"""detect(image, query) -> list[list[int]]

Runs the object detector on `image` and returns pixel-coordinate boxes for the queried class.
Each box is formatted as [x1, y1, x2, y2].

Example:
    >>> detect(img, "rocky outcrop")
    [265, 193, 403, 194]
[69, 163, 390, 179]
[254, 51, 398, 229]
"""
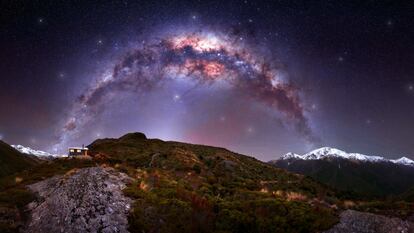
[23, 167, 133, 233]
[325, 210, 414, 233]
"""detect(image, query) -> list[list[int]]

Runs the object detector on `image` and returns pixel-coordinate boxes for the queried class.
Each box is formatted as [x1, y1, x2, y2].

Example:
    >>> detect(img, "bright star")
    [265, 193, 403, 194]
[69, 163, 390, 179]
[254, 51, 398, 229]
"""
[58, 72, 65, 80]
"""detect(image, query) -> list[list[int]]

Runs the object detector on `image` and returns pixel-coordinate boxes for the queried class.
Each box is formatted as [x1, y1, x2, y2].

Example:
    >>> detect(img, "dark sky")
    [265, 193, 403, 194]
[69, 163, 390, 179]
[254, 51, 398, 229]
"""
[1, 0, 413, 161]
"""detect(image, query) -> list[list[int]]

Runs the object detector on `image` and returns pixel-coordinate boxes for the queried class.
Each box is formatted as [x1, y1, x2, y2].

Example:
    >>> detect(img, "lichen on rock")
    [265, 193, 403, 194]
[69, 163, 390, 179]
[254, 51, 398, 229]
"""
[23, 167, 133, 233]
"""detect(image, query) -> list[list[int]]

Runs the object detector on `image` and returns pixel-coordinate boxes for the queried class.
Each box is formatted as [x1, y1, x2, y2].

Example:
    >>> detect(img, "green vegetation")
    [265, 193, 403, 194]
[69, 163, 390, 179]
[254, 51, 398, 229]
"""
[126, 185, 337, 233]
[89, 133, 339, 233]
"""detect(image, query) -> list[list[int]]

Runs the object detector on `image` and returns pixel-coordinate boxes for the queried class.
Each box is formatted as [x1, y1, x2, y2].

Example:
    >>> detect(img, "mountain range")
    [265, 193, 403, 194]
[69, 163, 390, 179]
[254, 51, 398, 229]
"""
[11, 145, 63, 158]
[278, 147, 414, 166]
[270, 147, 414, 198]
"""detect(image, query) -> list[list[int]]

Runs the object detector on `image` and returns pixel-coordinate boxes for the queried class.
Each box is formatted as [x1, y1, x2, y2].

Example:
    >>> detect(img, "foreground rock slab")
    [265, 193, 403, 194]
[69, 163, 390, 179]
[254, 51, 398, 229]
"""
[325, 209, 414, 233]
[24, 167, 133, 233]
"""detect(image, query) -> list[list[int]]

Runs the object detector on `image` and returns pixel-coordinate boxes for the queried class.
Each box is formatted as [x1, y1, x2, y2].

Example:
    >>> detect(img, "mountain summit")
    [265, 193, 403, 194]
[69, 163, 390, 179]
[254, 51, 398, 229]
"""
[279, 147, 414, 166]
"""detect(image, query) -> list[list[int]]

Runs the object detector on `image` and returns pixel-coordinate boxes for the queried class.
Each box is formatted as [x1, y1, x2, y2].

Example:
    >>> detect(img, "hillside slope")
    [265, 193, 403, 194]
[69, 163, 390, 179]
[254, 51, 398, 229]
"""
[88, 132, 339, 233]
[0, 140, 39, 177]
[271, 156, 414, 198]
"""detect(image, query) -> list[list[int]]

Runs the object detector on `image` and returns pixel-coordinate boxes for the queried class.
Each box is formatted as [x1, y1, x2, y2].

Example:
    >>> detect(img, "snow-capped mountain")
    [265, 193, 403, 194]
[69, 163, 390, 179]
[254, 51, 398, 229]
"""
[280, 147, 414, 166]
[390, 157, 414, 166]
[271, 147, 414, 197]
[11, 145, 64, 158]
[281, 152, 302, 160]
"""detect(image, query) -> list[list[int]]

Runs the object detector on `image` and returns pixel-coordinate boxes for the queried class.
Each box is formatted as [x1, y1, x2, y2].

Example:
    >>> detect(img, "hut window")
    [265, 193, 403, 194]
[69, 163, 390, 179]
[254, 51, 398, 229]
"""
[70, 149, 74, 152]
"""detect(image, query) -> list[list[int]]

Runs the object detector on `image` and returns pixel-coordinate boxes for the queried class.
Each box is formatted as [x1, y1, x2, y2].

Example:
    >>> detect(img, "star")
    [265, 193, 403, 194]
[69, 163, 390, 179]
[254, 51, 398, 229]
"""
[408, 84, 413, 91]
[386, 19, 393, 26]
[97, 39, 103, 45]
[113, 42, 120, 50]
[173, 94, 181, 101]
[338, 56, 344, 62]
[58, 72, 65, 80]
[38, 18, 44, 23]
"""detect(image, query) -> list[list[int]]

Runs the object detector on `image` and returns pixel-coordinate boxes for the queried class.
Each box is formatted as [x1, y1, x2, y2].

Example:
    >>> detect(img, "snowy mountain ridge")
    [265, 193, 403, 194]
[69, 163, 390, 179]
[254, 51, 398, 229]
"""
[11, 145, 65, 158]
[281, 147, 414, 166]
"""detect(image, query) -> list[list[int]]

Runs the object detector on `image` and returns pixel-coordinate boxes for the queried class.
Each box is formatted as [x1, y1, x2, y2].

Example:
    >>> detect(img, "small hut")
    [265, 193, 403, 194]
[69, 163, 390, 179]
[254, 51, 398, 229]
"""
[68, 145, 89, 156]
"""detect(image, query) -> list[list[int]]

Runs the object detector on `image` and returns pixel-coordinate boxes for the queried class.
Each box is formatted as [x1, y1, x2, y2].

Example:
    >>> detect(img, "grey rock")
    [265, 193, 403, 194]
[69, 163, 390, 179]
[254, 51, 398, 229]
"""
[325, 210, 414, 233]
[23, 167, 133, 233]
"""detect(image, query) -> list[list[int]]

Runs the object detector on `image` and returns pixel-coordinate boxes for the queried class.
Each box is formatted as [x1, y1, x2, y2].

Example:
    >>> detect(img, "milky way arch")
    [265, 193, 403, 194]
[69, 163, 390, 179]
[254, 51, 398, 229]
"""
[56, 28, 317, 150]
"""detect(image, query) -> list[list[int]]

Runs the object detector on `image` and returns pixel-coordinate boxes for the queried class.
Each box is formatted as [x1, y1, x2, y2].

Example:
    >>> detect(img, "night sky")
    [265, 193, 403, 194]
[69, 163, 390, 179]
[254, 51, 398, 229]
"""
[1, 0, 413, 161]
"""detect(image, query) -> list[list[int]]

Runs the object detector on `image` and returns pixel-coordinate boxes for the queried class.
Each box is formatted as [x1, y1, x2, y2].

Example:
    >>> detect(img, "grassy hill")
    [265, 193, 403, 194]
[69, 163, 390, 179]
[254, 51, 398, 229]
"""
[0, 140, 38, 177]
[88, 132, 339, 233]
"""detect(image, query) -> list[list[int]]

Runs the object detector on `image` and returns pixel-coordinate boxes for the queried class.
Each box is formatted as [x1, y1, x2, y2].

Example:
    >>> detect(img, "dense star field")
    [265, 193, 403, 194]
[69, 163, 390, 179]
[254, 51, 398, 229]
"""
[0, 1, 413, 160]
